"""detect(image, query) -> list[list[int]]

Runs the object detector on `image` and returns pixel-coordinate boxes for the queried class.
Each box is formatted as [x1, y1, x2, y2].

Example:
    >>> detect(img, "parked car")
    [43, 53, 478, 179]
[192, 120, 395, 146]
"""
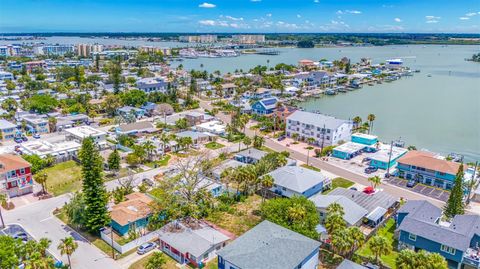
[364, 166, 378, 174]
[21, 136, 28, 142]
[14, 137, 23, 143]
[192, 144, 200, 149]
[33, 133, 40, 139]
[362, 157, 371, 163]
[142, 178, 155, 187]
[137, 242, 157, 255]
[277, 135, 286, 141]
[406, 180, 417, 188]
[12, 232, 28, 242]
[349, 187, 358, 191]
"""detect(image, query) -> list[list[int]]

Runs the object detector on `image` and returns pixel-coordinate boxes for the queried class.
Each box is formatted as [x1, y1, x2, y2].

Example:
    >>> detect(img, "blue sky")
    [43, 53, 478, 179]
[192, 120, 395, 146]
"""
[0, 0, 479, 33]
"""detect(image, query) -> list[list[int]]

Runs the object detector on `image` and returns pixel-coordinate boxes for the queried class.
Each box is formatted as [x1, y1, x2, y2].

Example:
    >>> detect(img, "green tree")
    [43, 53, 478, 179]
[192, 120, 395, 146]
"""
[0, 236, 23, 268]
[57, 237, 78, 269]
[35, 171, 48, 195]
[21, 95, 59, 113]
[120, 89, 147, 107]
[145, 252, 166, 269]
[325, 203, 346, 235]
[396, 249, 448, 269]
[0, 193, 6, 228]
[261, 196, 319, 239]
[79, 137, 110, 233]
[22, 154, 46, 174]
[175, 118, 188, 130]
[107, 149, 121, 174]
[65, 192, 87, 229]
[260, 174, 274, 202]
[305, 146, 314, 166]
[242, 136, 252, 149]
[367, 114, 376, 134]
[253, 135, 265, 149]
[369, 235, 392, 265]
[368, 175, 381, 189]
[444, 164, 465, 219]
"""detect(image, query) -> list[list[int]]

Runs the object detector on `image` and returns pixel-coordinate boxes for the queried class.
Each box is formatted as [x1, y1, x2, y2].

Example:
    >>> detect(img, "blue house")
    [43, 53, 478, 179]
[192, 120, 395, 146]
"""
[267, 166, 331, 198]
[218, 220, 320, 269]
[110, 193, 153, 236]
[117, 106, 146, 119]
[397, 200, 480, 269]
[251, 97, 278, 115]
[369, 145, 408, 170]
[397, 150, 465, 190]
[332, 142, 366, 160]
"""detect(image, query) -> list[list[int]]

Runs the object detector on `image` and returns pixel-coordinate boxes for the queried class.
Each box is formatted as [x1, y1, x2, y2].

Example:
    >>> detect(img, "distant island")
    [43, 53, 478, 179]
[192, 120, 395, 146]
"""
[467, 53, 480, 62]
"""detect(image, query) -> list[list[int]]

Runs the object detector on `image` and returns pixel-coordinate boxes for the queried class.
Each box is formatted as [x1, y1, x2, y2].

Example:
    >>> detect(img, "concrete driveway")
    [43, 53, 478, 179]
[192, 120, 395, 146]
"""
[386, 177, 450, 202]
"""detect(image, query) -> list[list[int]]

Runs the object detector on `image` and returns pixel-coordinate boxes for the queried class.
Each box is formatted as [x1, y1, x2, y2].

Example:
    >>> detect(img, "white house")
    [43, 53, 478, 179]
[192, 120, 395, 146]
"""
[267, 166, 331, 198]
[64, 126, 107, 148]
[136, 77, 167, 93]
[286, 110, 353, 146]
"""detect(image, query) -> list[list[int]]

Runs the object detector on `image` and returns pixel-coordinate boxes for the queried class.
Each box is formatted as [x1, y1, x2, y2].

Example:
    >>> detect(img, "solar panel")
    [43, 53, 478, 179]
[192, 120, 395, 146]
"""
[262, 98, 277, 106]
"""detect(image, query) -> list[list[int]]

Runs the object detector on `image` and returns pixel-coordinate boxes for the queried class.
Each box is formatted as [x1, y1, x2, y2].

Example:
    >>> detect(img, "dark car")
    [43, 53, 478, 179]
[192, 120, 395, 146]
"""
[406, 180, 417, 188]
[14, 137, 23, 143]
[364, 166, 378, 174]
[349, 187, 358, 191]
[12, 232, 29, 242]
[21, 136, 28, 142]
[142, 178, 155, 187]
[362, 157, 371, 163]
[277, 135, 286, 141]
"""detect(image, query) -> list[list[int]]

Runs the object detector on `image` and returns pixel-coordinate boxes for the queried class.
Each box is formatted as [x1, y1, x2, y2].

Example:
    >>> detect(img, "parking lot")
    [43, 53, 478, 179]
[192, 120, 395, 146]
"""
[386, 177, 450, 202]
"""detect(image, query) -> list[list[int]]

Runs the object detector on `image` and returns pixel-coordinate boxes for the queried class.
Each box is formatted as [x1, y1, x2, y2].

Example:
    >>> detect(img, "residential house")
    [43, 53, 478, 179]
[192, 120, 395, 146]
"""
[195, 121, 226, 136]
[267, 166, 331, 198]
[175, 130, 213, 145]
[185, 112, 206, 126]
[116, 121, 156, 136]
[221, 83, 237, 96]
[234, 148, 297, 166]
[211, 159, 247, 181]
[396, 200, 480, 269]
[309, 194, 369, 227]
[0, 119, 17, 141]
[337, 259, 369, 269]
[158, 220, 230, 267]
[369, 144, 408, 170]
[0, 154, 32, 198]
[218, 220, 320, 269]
[21, 114, 49, 134]
[20, 140, 81, 163]
[328, 187, 397, 227]
[243, 88, 272, 100]
[251, 97, 279, 115]
[286, 111, 353, 146]
[397, 151, 466, 190]
[54, 113, 90, 130]
[64, 126, 107, 148]
[274, 105, 297, 125]
[110, 193, 153, 236]
[117, 106, 146, 119]
[136, 77, 167, 94]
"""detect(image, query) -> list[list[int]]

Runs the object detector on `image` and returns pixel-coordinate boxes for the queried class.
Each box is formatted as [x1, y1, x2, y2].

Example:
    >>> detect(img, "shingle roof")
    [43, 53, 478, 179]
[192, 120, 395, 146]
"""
[110, 193, 153, 226]
[328, 188, 397, 213]
[397, 200, 480, 251]
[118, 121, 155, 133]
[398, 150, 463, 175]
[287, 110, 350, 130]
[309, 194, 368, 226]
[218, 220, 320, 269]
[267, 166, 328, 194]
[337, 259, 368, 269]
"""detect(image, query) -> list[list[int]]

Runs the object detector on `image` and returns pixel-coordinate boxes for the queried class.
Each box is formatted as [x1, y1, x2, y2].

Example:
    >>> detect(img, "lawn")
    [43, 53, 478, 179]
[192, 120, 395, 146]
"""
[323, 177, 354, 194]
[205, 141, 225, 150]
[356, 218, 398, 268]
[42, 161, 83, 196]
[300, 164, 321, 172]
[145, 154, 171, 168]
[206, 195, 263, 236]
[128, 251, 185, 269]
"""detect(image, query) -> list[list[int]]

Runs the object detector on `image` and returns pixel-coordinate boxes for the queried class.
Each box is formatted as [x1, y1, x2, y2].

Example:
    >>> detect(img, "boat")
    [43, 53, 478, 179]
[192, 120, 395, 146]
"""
[325, 88, 337, 95]
[336, 86, 347, 93]
[368, 82, 375, 86]
[427, 74, 432, 77]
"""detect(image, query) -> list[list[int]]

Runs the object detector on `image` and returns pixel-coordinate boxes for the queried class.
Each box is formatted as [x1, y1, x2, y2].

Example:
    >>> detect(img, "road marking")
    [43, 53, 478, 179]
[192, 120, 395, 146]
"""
[39, 216, 54, 222]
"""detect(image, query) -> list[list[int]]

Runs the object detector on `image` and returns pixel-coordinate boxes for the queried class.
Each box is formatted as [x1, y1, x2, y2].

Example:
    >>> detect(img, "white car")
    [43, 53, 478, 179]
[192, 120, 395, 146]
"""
[137, 242, 157, 255]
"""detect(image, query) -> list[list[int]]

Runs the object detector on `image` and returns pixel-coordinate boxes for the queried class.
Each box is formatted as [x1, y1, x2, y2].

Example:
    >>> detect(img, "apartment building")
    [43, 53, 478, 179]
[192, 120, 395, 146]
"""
[76, 44, 104, 57]
[0, 154, 32, 198]
[231, 34, 265, 44]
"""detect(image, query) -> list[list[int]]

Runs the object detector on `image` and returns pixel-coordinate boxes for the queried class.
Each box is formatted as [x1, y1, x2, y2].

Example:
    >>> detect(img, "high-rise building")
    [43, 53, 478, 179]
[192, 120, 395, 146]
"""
[76, 44, 104, 57]
[232, 34, 266, 44]
[139, 46, 171, 56]
[178, 35, 217, 43]
[34, 45, 74, 56]
[0, 45, 22, 57]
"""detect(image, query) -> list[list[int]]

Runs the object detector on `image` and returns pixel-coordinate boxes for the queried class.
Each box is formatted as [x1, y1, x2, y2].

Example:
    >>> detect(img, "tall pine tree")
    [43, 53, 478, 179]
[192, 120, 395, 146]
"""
[79, 137, 110, 233]
[444, 164, 465, 219]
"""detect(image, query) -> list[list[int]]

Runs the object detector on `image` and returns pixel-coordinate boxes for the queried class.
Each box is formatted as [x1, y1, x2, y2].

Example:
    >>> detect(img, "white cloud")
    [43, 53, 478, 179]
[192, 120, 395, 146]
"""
[460, 17, 470, 20]
[425, 15, 440, 23]
[250, 0, 261, 2]
[199, 2, 216, 8]
[337, 10, 361, 15]
[266, 13, 272, 17]
[225, 15, 243, 21]
[198, 18, 249, 28]
[465, 12, 477, 17]
[313, 0, 319, 3]
[198, 20, 216, 26]
[297, 14, 301, 18]
[394, 18, 402, 22]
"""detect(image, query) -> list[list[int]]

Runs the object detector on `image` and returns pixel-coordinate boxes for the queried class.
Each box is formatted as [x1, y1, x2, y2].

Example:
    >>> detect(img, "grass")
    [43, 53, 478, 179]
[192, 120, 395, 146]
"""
[206, 195, 263, 236]
[43, 161, 83, 196]
[301, 164, 321, 172]
[205, 141, 225, 150]
[55, 208, 119, 257]
[356, 218, 398, 269]
[323, 177, 354, 194]
[128, 251, 185, 269]
[259, 146, 275, 153]
[145, 154, 171, 168]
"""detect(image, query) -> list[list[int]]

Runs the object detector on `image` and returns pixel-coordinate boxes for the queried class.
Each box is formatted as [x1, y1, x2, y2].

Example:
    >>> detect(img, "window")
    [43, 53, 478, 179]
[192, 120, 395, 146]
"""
[20, 168, 25, 174]
[440, 245, 456, 255]
[408, 233, 416, 241]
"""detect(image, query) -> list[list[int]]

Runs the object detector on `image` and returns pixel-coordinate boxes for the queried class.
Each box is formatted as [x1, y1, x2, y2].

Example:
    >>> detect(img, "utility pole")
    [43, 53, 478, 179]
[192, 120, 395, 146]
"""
[320, 124, 326, 154]
[386, 140, 394, 178]
[110, 227, 115, 259]
[467, 161, 478, 204]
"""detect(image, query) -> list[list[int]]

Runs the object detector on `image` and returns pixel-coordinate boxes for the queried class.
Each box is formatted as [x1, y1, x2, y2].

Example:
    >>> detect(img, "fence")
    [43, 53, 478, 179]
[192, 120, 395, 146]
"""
[100, 227, 160, 254]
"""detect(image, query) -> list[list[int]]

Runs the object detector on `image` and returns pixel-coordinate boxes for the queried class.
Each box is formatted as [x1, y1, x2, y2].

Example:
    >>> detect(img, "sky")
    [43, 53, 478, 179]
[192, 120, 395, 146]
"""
[0, 0, 479, 33]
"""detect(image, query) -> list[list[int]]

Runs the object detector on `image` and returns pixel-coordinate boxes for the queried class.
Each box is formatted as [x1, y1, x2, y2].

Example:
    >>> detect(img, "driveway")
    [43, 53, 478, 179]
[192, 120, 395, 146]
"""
[386, 177, 450, 202]
[3, 194, 121, 269]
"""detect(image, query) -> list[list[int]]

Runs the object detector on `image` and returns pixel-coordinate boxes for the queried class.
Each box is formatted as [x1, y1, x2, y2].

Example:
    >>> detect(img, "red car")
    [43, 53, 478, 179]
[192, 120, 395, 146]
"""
[363, 186, 375, 194]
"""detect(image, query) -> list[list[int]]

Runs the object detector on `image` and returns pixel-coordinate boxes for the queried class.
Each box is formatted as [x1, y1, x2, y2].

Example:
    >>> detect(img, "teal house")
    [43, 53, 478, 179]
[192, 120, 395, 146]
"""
[110, 193, 153, 236]
[369, 145, 407, 170]
[251, 97, 278, 115]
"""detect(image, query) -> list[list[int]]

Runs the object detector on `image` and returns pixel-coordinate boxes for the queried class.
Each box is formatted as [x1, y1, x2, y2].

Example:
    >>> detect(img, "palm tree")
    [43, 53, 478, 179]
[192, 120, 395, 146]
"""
[326, 202, 344, 216]
[143, 140, 156, 161]
[426, 252, 448, 269]
[48, 117, 57, 132]
[396, 249, 417, 269]
[35, 171, 48, 195]
[145, 252, 166, 269]
[325, 212, 346, 236]
[352, 116, 362, 131]
[367, 114, 376, 134]
[369, 235, 391, 265]
[346, 226, 365, 258]
[368, 175, 381, 189]
[0, 193, 6, 228]
[287, 204, 306, 223]
[260, 175, 274, 202]
[220, 167, 235, 197]
[242, 136, 252, 150]
[331, 231, 351, 257]
[305, 146, 314, 166]
[292, 133, 299, 142]
[160, 133, 170, 154]
[58, 237, 78, 269]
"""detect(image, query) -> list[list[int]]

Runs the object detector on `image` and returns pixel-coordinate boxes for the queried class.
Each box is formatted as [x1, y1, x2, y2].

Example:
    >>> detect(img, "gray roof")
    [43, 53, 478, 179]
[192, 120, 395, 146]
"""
[0, 119, 16, 129]
[176, 130, 211, 140]
[328, 188, 397, 213]
[287, 110, 350, 130]
[268, 166, 329, 194]
[397, 200, 480, 252]
[337, 259, 368, 269]
[309, 194, 368, 226]
[212, 159, 247, 177]
[236, 148, 267, 161]
[218, 220, 320, 269]
[118, 121, 155, 133]
[158, 221, 230, 258]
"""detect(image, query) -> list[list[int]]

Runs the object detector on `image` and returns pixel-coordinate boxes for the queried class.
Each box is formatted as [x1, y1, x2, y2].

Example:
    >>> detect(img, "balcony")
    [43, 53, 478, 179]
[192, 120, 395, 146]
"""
[463, 248, 480, 268]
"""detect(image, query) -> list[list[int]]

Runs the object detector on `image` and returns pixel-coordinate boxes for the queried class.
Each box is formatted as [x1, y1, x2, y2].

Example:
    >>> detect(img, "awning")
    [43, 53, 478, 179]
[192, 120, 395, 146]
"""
[366, 207, 387, 223]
